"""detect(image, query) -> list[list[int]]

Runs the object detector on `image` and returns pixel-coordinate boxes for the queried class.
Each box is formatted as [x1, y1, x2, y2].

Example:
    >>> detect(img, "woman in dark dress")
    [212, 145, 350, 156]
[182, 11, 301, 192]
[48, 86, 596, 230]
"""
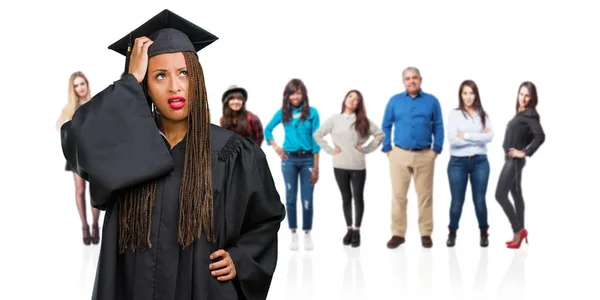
[495, 81, 545, 249]
[61, 9, 285, 300]
[56, 71, 101, 245]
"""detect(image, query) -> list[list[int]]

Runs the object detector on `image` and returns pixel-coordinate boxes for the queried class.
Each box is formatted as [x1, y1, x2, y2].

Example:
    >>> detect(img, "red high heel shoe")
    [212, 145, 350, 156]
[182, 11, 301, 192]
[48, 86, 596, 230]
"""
[507, 228, 528, 249]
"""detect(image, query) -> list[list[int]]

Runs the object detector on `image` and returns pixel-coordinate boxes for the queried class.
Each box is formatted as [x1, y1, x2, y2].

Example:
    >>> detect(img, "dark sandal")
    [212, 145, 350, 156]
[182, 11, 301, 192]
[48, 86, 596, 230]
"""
[82, 226, 91, 245]
[91, 225, 100, 245]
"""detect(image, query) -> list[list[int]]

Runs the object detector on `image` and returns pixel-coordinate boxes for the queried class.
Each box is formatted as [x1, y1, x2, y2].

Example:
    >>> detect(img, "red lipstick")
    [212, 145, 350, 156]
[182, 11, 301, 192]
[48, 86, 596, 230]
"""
[168, 96, 186, 109]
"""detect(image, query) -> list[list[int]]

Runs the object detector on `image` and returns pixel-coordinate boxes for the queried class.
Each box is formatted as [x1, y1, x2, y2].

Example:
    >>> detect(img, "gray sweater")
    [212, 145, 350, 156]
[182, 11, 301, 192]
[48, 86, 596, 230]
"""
[313, 112, 385, 170]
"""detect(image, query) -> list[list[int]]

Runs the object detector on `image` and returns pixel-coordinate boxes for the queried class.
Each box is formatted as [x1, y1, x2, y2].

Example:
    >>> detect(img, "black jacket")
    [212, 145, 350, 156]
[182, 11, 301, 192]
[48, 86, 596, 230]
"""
[502, 108, 545, 156]
[61, 74, 285, 300]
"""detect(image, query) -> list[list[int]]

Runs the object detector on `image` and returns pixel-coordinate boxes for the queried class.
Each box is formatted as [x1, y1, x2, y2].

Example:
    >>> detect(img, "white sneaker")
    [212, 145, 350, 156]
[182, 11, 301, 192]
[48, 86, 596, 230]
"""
[290, 233, 299, 251]
[304, 232, 314, 251]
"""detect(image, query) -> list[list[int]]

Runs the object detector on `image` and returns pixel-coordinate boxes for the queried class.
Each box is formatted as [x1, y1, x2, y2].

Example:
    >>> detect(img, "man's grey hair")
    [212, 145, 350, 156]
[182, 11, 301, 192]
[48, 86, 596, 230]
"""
[402, 66, 421, 78]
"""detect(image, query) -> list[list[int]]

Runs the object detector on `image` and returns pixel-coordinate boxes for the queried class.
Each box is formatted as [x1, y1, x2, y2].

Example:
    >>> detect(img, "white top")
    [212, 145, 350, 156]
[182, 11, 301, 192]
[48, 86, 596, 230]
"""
[446, 109, 494, 157]
[313, 112, 384, 170]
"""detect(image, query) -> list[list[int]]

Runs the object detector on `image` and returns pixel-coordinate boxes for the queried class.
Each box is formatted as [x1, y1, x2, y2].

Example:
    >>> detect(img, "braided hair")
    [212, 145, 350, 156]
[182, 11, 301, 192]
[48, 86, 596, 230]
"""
[118, 51, 214, 254]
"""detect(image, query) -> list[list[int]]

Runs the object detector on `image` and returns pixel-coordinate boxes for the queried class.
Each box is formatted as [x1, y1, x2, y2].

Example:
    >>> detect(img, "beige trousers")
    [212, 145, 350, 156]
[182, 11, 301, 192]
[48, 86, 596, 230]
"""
[389, 146, 437, 237]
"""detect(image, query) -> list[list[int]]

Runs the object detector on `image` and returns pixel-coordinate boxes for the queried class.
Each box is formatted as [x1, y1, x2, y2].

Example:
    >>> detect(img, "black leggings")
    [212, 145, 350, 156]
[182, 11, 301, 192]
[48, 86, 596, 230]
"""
[333, 168, 366, 227]
[495, 157, 526, 233]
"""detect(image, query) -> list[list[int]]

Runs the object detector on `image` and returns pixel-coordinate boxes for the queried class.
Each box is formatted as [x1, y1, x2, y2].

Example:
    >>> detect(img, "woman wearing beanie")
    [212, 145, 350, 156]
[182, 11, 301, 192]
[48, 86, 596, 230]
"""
[220, 85, 264, 146]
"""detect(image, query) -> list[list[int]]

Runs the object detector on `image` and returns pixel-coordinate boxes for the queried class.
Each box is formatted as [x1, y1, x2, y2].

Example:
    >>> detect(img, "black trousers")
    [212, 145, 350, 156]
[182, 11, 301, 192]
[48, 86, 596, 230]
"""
[333, 168, 366, 227]
[495, 157, 527, 233]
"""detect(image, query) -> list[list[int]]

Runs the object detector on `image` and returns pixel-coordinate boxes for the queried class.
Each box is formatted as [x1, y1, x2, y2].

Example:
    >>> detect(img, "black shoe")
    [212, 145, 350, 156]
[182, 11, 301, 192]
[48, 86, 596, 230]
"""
[480, 227, 489, 247]
[351, 230, 360, 247]
[343, 229, 352, 245]
[446, 228, 457, 247]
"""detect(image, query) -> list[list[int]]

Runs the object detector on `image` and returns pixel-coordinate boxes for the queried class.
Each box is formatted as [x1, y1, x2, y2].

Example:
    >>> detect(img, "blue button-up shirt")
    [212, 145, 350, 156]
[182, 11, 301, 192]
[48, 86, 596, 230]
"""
[381, 90, 444, 153]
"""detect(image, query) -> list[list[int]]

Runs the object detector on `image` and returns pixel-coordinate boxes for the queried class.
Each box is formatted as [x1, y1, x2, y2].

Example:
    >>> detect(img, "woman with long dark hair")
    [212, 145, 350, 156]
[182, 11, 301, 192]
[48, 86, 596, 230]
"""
[60, 9, 285, 299]
[313, 90, 384, 247]
[495, 81, 545, 249]
[445, 80, 493, 247]
[265, 78, 320, 251]
[219, 85, 264, 146]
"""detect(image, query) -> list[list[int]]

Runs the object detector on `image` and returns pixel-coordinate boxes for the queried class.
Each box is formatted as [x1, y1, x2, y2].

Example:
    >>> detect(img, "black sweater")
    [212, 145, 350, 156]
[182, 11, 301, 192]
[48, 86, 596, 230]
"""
[502, 108, 545, 157]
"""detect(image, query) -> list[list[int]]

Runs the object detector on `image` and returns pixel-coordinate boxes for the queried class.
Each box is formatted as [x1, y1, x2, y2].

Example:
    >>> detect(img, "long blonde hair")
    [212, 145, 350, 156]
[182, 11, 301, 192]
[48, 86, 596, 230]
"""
[61, 71, 91, 121]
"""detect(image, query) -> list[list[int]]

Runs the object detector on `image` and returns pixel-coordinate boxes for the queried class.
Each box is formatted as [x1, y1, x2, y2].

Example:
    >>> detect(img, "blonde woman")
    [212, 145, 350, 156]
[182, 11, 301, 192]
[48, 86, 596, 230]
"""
[56, 71, 101, 245]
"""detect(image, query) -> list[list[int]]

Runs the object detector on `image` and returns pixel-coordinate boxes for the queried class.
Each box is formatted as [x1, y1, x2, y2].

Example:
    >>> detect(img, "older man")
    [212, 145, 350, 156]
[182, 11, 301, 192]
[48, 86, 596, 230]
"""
[381, 67, 444, 248]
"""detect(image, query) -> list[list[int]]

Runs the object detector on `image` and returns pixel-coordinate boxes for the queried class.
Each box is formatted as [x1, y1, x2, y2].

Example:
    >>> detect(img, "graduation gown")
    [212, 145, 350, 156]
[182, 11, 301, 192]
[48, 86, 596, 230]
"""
[61, 74, 286, 300]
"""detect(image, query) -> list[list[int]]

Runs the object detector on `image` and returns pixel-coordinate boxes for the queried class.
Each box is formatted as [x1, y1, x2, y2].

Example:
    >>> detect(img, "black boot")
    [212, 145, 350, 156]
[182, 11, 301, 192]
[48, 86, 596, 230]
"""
[343, 229, 353, 245]
[480, 227, 489, 247]
[351, 230, 360, 247]
[446, 228, 457, 247]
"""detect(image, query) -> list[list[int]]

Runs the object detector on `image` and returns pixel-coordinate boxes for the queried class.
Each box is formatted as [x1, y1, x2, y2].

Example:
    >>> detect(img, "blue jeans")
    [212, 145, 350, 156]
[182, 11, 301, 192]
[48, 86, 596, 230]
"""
[447, 154, 490, 230]
[281, 151, 314, 231]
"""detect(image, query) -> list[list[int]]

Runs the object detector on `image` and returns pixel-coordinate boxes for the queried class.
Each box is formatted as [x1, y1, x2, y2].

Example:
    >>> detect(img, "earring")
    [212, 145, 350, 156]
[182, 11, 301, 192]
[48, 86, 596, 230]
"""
[152, 103, 158, 121]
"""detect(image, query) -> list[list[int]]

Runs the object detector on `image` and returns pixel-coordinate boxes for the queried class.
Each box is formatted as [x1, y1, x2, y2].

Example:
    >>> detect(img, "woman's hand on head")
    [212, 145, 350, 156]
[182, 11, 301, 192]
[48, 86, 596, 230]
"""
[128, 36, 154, 83]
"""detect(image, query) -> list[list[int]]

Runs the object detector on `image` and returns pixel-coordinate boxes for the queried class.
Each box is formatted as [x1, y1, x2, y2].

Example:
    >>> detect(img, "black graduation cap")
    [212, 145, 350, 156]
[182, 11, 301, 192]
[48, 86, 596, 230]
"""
[108, 9, 218, 74]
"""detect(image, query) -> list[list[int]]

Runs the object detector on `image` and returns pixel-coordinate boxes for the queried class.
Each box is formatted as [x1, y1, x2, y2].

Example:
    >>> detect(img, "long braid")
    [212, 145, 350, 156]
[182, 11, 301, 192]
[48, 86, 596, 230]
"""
[118, 180, 156, 254]
[117, 51, 214, 254]
[179, 51, 214, 248]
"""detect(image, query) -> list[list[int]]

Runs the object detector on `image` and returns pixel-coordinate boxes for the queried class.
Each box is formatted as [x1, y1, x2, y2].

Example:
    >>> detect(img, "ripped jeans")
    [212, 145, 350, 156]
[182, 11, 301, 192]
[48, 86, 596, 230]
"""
[281, 151, 314, 231]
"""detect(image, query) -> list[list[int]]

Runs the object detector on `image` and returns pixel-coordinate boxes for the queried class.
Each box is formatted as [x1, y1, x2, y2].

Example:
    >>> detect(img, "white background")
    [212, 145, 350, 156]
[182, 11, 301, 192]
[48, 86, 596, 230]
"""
[1, 0, 599, 299]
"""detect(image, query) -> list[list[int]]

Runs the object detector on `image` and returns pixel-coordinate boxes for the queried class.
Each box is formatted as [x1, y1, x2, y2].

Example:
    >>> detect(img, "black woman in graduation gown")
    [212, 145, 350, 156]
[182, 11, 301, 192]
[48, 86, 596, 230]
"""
[60, 10, 285, 300]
